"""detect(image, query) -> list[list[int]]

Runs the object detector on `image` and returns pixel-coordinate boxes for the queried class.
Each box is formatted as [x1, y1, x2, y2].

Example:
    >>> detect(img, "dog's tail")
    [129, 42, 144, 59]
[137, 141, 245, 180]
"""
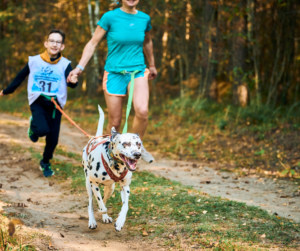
[96, 105, 105, 137]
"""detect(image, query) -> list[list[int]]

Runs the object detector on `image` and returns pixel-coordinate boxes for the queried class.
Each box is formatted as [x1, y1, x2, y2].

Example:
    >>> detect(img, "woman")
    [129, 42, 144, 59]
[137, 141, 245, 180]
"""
[68, 0, 157, 163]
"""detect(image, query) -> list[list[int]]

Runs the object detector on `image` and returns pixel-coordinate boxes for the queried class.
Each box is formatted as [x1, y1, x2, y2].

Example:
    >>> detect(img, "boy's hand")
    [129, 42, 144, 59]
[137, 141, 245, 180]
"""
[0, 90, 5, 96]
[67, 68, 82, 83]
[70, 74, 78, 84]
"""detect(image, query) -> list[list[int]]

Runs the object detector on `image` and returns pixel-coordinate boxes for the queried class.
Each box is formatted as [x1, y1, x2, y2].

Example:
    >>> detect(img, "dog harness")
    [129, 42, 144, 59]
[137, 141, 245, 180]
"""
[86, 136, 109, 157]
[85, 137, 129, 182]
[101, 154, 129, 182]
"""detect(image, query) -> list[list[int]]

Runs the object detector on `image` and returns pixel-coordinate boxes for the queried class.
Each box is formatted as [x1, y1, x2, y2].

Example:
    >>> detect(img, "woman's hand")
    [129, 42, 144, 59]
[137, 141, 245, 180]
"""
[0, 90, 5, 96]
[148, 66, 157, 80]
[67, 26, 107, 83]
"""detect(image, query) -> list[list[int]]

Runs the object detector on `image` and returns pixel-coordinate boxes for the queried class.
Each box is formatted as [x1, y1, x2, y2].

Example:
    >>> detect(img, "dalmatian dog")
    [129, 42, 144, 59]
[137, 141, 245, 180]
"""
[82, 105, 142, 231]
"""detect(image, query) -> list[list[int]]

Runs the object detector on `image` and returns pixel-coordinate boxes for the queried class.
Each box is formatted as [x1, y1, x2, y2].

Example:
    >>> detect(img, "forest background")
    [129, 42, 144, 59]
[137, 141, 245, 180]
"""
[1, 0, 300, 175]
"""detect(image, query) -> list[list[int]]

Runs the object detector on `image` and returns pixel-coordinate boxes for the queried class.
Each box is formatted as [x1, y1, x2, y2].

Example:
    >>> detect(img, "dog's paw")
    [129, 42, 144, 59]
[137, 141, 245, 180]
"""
[88, 219, 97, 230]
[102, 214, 112, 224]
[115, 215, 126, 231]
[98, 206, 107, 214]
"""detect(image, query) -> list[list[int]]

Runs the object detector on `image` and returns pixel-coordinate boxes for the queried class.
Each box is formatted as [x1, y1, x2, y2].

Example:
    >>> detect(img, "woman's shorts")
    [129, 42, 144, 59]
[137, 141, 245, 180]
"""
[103, 69, 149, 96]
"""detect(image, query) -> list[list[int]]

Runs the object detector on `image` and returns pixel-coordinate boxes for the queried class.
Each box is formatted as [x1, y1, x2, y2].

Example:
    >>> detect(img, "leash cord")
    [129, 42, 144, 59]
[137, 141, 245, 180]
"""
[51, 97, 92, 138]
[121, 70, 140, 134]
[51, 68, 139, 138]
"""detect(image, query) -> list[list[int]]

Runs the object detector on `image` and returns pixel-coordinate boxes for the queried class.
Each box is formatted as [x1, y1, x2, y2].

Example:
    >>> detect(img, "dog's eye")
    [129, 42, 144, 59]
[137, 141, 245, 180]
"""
[136, 142, 141, 148]
[122, 142, 131, 148]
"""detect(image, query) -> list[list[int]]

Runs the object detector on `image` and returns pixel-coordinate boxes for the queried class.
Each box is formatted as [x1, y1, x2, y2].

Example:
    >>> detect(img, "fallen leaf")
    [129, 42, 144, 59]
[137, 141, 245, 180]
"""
[152, 217, 157, 220]
[0, 184, 2, 188]
[226, 192, 231, 195]
[9, 177, 19, 182]
[142, 231, 148, 236]
[203, 211, 207, 214]
[283, 203, 287, 206]
[8, 219, 23, 236]
[49, 182, 55, 187]
[60, 233, 64, 238]
[10, 186, 18, 189]
[185, 216, 190, 219]
[192, 163, 198, 168]
[168, 234, 174, 239]
[27, 198, 32, 202]
[242, 223, 246, 226]
[222, 176, 230, 179]
[200, 180, 211, 184]
[17, 203, 27, 207]
[260, 234, 266, 238]
[197, 199, 201, 202]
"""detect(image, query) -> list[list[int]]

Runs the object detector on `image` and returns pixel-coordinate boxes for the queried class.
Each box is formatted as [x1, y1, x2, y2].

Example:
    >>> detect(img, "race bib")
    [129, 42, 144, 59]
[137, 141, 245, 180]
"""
[31, 66, 62, 94]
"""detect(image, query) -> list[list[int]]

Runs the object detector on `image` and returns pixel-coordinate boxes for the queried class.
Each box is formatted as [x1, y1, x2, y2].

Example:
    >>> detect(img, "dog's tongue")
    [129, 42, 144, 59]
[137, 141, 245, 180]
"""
[125, 156, 137, 170]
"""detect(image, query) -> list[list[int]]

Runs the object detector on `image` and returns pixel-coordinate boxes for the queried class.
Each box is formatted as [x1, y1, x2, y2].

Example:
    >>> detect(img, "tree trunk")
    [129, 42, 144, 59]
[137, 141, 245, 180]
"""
[199, 0, 217, 98]
[247, 0, 261, 106]
[87, 0, 100, 94]
[231, 0, 248, 106]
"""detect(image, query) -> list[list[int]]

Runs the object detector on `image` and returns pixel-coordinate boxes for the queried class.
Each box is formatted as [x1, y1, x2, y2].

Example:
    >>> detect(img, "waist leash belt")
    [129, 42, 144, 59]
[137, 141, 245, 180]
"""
[119, 70, 140, 134]
[40, 94, 57, 119]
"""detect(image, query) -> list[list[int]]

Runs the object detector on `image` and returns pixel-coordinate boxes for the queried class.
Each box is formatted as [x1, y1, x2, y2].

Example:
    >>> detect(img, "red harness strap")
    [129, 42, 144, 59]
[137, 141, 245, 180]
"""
[86, 136, 110, 157]
[101, 154, 128, 182]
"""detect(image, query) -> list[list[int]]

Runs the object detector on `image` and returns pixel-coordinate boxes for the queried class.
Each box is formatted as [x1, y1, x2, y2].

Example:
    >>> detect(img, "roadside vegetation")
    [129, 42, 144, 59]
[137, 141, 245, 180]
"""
[25, 145, 300, 250]
[1, 90, 300, 180]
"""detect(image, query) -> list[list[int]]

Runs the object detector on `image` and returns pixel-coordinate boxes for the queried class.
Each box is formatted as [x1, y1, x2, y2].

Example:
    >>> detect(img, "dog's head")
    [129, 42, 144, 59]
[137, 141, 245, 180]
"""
[109, 127, 142, 172]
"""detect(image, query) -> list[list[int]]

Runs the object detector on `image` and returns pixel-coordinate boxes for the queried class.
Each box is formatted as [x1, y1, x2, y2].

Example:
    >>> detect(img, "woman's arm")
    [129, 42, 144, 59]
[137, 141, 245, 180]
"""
[67, 26, 107, 82]
[143, 32, 157, 80]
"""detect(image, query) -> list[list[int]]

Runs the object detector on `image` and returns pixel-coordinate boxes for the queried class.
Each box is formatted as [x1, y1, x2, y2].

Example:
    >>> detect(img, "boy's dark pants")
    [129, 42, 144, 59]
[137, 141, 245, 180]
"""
[30, 96, 62, 163]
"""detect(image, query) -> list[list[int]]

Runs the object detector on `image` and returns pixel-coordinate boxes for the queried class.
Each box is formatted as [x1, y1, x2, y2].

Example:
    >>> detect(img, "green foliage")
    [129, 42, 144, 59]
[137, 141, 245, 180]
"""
[24, 146, 300, 248]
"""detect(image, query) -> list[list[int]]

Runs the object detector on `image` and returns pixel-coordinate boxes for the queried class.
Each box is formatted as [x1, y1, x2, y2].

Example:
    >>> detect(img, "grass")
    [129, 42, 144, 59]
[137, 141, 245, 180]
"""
[0, 213, 50, 251]
[24, 146, 300, 250]
[1, 90, 300, 174]
[2, 89, 300, 177]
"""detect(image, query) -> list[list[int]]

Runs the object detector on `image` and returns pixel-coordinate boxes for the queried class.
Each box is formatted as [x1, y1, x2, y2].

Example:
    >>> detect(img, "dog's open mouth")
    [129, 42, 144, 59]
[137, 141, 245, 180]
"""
[120, 154, 138, 171]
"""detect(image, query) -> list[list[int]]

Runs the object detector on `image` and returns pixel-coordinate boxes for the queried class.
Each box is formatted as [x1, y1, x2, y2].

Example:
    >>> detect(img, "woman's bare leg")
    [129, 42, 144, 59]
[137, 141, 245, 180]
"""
[104, 92, 124, 133]
[129, 77, 149, 140]
[128, 76, 154, 163]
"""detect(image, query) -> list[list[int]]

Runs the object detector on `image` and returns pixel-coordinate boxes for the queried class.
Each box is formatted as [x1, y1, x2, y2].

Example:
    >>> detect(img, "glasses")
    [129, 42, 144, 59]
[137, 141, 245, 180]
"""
[47, 39, 63, 46]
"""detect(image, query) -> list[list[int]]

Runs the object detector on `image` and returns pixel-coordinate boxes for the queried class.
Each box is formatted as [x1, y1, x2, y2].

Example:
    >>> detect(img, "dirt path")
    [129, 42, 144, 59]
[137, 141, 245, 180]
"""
[0, 112, 299, 249]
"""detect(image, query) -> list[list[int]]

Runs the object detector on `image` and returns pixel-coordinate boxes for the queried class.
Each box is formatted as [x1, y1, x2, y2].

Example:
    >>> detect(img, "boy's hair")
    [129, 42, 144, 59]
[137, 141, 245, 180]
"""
[47, 29, 66, 43]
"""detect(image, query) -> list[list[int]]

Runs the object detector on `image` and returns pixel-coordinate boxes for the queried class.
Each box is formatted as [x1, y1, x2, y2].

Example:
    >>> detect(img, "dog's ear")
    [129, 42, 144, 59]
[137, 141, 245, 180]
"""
[111, 127, 120, 140]
[135, 133, 140, 137]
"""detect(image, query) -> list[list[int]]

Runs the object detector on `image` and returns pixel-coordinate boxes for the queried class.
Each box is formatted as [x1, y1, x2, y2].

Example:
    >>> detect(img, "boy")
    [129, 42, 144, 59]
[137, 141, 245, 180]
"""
[0, 29, 78, 177]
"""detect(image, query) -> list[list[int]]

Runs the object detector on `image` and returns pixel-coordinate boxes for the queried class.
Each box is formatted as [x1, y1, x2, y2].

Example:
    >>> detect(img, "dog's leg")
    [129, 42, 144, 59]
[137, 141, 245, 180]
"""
[101, 183, 115, 223]
[86, 179, 97, 229]
[91, 184, 107, 214]
[115, 185, 130, 231]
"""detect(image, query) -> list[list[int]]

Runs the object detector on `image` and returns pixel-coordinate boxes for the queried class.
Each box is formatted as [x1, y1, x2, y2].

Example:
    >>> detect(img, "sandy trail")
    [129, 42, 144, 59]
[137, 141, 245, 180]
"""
[0, 112, 299, 249]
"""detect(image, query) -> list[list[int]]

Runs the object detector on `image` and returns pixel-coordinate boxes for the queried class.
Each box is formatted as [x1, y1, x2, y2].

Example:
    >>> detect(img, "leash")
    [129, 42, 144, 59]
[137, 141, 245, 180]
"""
[120, 70, 140, 134]
[50, 97, 93, 138]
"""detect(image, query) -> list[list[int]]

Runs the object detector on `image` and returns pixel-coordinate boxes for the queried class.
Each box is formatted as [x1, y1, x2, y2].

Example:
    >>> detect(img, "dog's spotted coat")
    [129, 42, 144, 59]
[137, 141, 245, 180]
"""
[82, 106, 142, 231]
